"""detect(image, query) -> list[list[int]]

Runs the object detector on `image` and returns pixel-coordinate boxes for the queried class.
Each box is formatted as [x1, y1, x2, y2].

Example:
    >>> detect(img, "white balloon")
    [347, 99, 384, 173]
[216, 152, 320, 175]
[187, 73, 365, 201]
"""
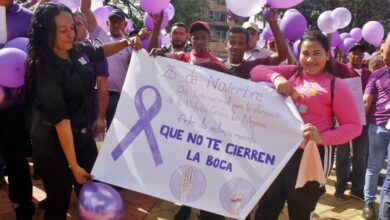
[91, 0, 103, 11]
[317, 11, 339, 33]
[225, 0, 266, 17]
[283, 8, 300, 17]
[332, 7, 351, 29]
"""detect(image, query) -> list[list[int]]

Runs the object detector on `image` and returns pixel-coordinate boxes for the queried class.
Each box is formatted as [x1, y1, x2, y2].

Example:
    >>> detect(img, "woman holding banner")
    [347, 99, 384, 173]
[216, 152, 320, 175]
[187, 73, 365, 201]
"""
[25, 3, 141, 219]
[250, 31, 362, 219]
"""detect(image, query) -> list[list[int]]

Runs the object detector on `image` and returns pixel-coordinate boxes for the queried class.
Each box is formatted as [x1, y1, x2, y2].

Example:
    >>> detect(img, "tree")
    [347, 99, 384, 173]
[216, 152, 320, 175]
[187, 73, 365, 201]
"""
[169, 0, 210, 29]
[104, 0, 209, 31]
[294, 0, 390, 34]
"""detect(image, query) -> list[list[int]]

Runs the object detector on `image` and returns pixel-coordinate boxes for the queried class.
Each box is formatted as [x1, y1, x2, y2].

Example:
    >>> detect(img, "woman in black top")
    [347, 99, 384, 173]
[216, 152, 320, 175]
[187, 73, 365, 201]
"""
[25, 3, 140, 219]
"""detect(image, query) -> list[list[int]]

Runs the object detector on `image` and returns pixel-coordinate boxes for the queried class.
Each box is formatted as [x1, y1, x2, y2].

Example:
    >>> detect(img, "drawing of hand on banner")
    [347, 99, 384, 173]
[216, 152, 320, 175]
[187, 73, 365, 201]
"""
[230, 194, 244, 215]
[179, 166, 196, 201]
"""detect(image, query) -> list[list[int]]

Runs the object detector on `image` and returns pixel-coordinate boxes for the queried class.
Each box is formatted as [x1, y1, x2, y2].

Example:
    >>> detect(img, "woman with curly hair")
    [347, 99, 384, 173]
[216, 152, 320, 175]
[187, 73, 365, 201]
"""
[26, 3, 140, 219]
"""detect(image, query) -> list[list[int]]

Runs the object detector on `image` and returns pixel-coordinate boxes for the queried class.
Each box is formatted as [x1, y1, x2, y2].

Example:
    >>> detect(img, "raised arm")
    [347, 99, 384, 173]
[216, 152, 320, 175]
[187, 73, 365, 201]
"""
[80, 0, 98, 33]
[101, 37, 141, 57]
[267, 9, 289, 65]
[148, 12, 163, 52]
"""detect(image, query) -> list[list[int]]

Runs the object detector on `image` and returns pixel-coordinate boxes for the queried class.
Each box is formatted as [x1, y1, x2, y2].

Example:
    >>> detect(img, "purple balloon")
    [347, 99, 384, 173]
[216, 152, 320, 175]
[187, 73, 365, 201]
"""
[78, 182, 124, 220]
[340, 32, 351, 40]
[280, 11, 307, 42]
[293, 40, 300, 58]
[140, 0, 169, 15]
[51, 0, 80, 11]
[93, 6, 114, 33]
[0, 48, 26, 88]
[343, 37, 357, 51]
[165, 3, 175, 21]
[144, 12, 169, 31]
[283, 8, 300, 17]
[338, 40, 348, 55]
[161, 34, 171, 46]
[331, 31, 341, 47]
[227, 9, 248, 20]
[350, 28, 362, 42]
[262, 26, 273, 41]
[267, 0, 304, 8]
[141, 36, 162, 50]
[4, 37, 28, 53]
[362, 21, 384, 47]
[125, 19, 133, 33]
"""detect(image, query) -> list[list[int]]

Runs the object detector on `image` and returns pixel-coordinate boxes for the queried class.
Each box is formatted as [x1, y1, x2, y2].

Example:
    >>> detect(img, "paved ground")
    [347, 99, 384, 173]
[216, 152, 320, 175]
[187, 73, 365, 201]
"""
[0, 167, 381, 220]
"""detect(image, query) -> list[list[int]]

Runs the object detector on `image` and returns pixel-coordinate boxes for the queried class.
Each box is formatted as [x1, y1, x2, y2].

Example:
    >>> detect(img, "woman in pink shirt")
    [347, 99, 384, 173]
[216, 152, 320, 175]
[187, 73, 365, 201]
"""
[250, 31, 362, 220]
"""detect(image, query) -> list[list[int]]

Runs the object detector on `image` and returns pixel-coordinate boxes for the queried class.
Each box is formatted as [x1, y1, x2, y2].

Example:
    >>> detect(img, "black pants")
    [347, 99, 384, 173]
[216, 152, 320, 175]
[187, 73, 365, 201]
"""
[254, 146, 334, 220]
[32, 124, 97, 220]
[0, 104, 34, 216]
[335, 125, 368, 194]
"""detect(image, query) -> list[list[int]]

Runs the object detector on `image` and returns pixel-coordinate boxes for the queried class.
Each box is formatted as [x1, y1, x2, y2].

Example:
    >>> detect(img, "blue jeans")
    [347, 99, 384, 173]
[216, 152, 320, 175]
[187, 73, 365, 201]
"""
[335, 125, 368, 194]
[364, 124, 390, 203]
[380, 190, 390, 220]
[106, 91, 120, 129]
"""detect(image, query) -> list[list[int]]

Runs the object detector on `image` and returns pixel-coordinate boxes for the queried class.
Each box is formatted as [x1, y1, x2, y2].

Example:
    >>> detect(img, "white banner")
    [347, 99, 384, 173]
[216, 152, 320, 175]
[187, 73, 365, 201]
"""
[342, 77, 366, 125]
[0, 6, 7, 44]
[92, 50, 304, 219]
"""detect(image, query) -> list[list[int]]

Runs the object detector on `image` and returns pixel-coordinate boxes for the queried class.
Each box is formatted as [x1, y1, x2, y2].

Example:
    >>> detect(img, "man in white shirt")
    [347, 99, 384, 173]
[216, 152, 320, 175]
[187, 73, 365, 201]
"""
[242, 21, 274, 61]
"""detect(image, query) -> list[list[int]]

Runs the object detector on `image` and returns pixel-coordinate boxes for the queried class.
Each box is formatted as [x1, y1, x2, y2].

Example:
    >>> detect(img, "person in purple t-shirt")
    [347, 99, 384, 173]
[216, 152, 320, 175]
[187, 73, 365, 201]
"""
[0, 0, 35, 219]
[363, 33, 390, 220]
[0, 0, 32, 48]
[74, 11, 109, 136]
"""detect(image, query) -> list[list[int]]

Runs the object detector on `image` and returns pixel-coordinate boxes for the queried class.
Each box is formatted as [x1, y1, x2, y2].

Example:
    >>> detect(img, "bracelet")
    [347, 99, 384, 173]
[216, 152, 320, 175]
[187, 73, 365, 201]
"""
[68, 164, 77, 169]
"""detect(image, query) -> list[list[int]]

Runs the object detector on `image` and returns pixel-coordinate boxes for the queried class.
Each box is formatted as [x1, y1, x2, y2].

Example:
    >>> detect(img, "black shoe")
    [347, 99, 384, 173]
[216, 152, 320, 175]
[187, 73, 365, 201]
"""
[174, 206, 192, 220]
[350, 191, 364, 202]
[363, 201, 375, 219]
[15, 202, 35, 220]
[37, 198, 47, 209]
[334, 190, 346, 201]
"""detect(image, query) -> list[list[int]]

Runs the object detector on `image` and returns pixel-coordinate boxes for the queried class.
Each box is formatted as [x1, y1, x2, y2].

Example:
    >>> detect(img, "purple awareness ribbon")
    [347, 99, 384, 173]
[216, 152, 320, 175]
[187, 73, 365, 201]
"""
[111, 85, 163, 166]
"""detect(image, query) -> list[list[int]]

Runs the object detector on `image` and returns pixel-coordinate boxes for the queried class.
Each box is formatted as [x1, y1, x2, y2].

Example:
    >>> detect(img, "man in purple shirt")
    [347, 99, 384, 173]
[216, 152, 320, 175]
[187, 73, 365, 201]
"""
[0, 1, 35, 219]
[81, 0, 132, 129]
[0, 0, 32, 48]
[363, 33, 390, 219]
[74, 11, 109, 136]
[333, 43, 372, 203]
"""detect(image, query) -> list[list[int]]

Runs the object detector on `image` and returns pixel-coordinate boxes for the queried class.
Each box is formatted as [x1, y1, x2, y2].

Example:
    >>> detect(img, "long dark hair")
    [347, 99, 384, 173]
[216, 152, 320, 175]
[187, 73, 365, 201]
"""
[295, 30, 334, 76]
[25, 3, 75, 94]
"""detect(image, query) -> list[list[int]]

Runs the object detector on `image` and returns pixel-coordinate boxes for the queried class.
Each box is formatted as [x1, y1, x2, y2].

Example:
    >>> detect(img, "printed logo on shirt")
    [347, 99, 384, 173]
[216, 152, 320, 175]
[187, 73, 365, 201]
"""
[78, 54, 90, 65]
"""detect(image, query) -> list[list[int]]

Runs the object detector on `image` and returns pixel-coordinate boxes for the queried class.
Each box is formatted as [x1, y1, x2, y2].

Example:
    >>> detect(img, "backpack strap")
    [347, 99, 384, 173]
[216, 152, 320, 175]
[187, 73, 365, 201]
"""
[330, 75, 336, 128]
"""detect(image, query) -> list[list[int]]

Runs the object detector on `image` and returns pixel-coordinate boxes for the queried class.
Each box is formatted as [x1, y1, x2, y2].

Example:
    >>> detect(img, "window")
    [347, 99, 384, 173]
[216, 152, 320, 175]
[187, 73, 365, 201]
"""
[207, 11, 226, 22]
[216, 0, 226, 5]
[211, 30, 227, 42]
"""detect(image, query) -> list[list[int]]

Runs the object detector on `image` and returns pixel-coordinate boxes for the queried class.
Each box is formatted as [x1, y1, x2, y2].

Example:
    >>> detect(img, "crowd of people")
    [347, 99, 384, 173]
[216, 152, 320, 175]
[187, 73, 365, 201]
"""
[0, 0, 390, 220]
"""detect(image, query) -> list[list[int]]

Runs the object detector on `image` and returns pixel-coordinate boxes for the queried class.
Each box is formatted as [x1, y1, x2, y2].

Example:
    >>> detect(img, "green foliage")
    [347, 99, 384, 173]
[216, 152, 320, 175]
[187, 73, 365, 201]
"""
[169, 0, 210, 29]
[294, 0, 390, 33]
[103, 0, 209, 31]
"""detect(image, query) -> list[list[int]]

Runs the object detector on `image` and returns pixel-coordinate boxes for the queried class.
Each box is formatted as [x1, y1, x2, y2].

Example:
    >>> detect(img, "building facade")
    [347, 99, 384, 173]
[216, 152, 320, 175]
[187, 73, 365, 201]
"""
[204, 0, 229, 60]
